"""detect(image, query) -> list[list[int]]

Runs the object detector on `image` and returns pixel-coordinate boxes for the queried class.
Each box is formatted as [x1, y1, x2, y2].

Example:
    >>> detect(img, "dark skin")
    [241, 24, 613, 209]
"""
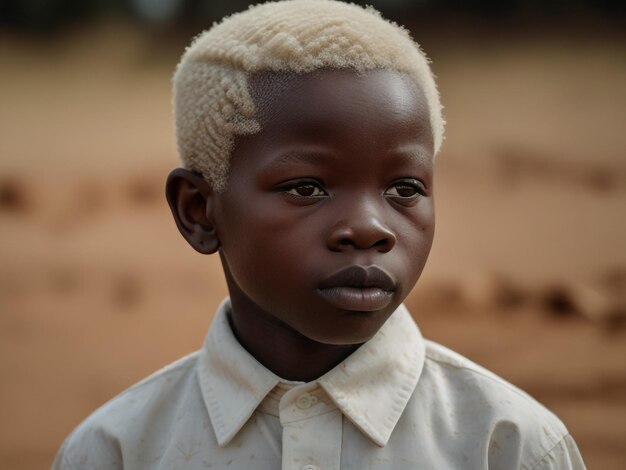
[166, 69, 435, 381]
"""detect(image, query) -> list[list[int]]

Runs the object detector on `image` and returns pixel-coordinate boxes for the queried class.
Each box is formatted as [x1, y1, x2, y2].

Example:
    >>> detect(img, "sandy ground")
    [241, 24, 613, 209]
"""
[1, 22, 625, 469]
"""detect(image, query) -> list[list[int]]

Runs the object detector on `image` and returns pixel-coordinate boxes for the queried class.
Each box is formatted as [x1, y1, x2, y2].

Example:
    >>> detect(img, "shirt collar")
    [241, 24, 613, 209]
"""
[318, 303, 425, 446]
[197, 298, 425, 447]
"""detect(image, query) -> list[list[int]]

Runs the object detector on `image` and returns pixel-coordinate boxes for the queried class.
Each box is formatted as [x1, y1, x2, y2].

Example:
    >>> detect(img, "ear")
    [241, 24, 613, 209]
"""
[165, 168, 220, 254]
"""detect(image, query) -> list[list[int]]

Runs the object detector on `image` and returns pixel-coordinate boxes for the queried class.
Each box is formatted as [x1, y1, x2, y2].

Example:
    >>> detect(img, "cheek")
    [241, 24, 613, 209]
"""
[398, 201, 435, 243]
[418, 200, 436, 244]
[395, 205, 435, 276]
[218, 199, 320, 287]
[415, 197, 435, 230]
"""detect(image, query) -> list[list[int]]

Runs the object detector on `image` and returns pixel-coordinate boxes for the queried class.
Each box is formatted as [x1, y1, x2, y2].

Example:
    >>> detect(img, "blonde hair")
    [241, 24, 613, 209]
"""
[173, 0, 444, 191]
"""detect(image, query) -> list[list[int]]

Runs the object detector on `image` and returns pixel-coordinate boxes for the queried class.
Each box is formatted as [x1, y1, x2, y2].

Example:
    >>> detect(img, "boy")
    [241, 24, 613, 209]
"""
[53, 1, 585, 469]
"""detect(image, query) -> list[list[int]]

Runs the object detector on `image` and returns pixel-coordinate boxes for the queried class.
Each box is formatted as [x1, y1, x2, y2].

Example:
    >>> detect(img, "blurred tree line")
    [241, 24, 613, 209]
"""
[0, 0, 623, 32]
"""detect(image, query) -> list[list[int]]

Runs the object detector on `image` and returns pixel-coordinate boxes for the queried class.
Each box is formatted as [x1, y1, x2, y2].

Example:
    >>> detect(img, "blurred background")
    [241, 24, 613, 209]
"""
[1, 1, 625, 468]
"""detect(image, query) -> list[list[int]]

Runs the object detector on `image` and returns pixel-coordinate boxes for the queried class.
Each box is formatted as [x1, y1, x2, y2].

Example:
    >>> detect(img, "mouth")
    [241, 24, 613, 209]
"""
[317, 265, 396, 312]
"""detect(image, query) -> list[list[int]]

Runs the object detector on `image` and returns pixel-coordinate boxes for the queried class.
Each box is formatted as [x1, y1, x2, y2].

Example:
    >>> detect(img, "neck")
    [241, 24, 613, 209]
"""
[224, 274, 359, 382]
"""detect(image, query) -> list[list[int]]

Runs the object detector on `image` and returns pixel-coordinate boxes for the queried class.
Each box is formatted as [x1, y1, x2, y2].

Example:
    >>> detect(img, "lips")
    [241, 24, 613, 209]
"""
[317, 266, 395, 311]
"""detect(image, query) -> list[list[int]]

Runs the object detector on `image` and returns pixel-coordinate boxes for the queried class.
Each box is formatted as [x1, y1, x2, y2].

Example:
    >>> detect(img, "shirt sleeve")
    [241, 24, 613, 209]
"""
[532, 434, 586, 470]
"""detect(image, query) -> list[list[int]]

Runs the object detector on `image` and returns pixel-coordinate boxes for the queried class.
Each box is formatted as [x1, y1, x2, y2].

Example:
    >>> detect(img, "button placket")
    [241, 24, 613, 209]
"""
[281, 408, 342, 470]
[296, 393, 318, 410]
[280, 385, 331, 423]
[280, 384, 342, 470]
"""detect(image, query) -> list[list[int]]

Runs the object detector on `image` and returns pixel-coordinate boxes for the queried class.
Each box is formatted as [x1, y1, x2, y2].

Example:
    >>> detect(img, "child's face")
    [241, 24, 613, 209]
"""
[214, 69, 435, 345]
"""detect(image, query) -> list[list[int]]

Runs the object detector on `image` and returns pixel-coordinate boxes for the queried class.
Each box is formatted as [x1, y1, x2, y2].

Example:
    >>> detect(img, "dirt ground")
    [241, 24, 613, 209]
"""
[1, 22, 625, 469]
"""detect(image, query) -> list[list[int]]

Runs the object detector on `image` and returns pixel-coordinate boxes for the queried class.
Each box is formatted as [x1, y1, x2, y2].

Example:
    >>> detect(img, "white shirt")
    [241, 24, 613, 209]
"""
[53, 299, 585, 469]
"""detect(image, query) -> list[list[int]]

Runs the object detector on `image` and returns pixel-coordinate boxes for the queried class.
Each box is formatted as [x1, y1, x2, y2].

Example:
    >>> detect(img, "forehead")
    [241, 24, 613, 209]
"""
[247, 69, 434, 154]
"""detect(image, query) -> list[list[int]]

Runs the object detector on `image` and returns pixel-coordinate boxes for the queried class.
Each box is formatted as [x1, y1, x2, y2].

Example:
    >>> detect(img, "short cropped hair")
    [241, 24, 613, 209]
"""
[173, 0, 444, 191]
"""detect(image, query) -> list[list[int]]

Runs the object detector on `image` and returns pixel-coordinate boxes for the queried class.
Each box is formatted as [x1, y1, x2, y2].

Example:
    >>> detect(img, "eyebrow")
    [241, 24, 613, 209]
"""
[388, 148, 432, 167]
[260, 150, 335, 172]
[260, 146, 433, 174]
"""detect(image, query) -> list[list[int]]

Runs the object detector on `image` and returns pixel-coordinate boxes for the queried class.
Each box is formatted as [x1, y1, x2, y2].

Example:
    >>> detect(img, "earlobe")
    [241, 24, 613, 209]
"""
[165, 168, 220, 255]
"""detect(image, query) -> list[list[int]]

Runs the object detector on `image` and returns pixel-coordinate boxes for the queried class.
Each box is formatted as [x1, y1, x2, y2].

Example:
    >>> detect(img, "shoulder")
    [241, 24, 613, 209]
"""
[421, 339, 568, 437]
[408, 340, 585, 469]
[53, 352, 202, 469]
[423, 340, 560, 407]
[422, 340, 563, 426]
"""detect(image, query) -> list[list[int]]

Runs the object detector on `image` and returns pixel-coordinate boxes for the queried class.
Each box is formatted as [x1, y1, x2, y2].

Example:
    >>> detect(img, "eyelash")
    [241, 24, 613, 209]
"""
[278, 178, 425, 202]
[384, 179, 426, 201]
[280, 179, 328, 200]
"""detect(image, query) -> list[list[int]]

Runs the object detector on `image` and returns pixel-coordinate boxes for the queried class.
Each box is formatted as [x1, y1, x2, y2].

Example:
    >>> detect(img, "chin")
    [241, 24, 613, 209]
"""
[302, 323, 381, 346]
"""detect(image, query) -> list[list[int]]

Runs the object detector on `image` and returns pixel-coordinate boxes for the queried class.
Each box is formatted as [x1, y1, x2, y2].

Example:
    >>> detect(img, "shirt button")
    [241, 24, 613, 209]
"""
[295, 393, 316, 409]
[301, 465, 319, 470]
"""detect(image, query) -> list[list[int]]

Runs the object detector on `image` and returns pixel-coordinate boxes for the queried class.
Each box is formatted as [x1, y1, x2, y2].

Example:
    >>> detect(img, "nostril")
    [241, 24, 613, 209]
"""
[327, 224, 395, 251]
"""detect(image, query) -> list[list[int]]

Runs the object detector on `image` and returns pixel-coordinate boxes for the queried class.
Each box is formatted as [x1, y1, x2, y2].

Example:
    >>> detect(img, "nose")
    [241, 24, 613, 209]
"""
[327, 212, 396, 253]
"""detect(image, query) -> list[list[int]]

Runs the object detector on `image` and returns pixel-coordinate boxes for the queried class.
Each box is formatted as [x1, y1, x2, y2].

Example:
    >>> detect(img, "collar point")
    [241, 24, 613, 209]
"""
[370, 430, 392, 448]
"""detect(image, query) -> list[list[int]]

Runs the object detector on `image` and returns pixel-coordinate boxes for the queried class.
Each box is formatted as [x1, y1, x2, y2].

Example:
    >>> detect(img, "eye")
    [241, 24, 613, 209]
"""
[281, 179, 328, 199]
[288, 184, 326, 197]
[384, 179, 424, 201]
